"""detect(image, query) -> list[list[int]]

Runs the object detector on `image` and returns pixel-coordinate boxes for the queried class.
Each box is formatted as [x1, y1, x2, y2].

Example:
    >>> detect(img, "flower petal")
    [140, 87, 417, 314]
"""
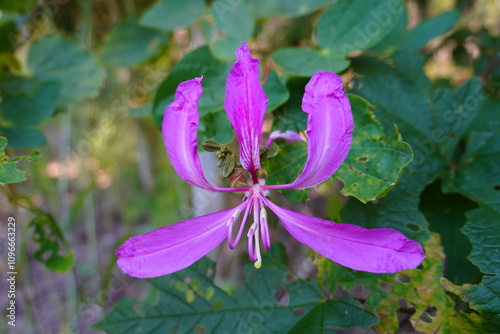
[265, 130, 303, 147]
[117, 204, 245, 278]
[163, 77, 221, 191]
[225, 43, 268, 172]
[274, 72, 353, 189]
[266, 200, 425, 273]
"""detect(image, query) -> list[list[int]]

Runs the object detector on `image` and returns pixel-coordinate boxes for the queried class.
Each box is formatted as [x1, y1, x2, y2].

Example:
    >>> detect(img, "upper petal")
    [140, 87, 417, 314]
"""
[275, 72, 353, 189]
[224, 43, 268, 172]
[117, 204, 245, 278]
[266, 200, 424, 273]
[163, 77, 220, 191]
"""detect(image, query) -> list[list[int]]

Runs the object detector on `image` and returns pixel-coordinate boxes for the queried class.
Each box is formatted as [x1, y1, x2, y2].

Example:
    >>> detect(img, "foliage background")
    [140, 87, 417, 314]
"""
[0, 0, 499, 333]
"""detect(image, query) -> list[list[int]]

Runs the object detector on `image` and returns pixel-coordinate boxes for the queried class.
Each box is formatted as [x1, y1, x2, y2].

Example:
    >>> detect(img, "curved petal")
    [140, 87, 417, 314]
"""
[266, 200, 425, 273]
[273, 72, 353, 190]
[163, 78, 222, 191]
[117, 204, 245, 278]
[225, 43, 268, 172]
[265, 130, 303, 147]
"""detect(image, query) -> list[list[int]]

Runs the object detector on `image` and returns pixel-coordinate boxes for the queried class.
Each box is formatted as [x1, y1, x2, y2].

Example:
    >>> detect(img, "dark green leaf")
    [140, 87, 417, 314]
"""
[462, 208, 500, 275]
[287, 298, 378, 332]
[335, 95, 413, 202]
[316, 0, 404, 55]
[198, 111, 234, 144]
[211, 0, 254, 41]
[94, 243, 325, 333]
[0, 127, 47, 148]
[140, 0, 206, 32]
[0, 81, 61, 126]
[29, 212, 74, 272]
[266, 141, 309, 202]
[368, 4, 408, 54]
[252, 0, 336, 19]
[341, 174, 433, 242]
[273, 47, 350, 76]
[430, 78, 484, 160]
[153, 46, 231, 126]
[444, 130, 500, 213]
[419, 182, 480, 284]
[100, 16, 169, 68]
[401, 10, 460, 52]
[263, 71, 289, 113]
[27, 34, 106, 105]
[352, 54, 445, 174]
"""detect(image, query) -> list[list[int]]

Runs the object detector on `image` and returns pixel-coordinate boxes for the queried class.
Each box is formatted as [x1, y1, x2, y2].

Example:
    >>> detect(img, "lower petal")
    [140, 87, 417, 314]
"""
[266, 200, 424, 273]
[116, 204, 245, 278]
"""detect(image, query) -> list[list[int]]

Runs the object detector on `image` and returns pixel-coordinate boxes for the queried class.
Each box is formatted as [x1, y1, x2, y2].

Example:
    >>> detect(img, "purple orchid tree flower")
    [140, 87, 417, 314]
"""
[116, 43, 425, 278]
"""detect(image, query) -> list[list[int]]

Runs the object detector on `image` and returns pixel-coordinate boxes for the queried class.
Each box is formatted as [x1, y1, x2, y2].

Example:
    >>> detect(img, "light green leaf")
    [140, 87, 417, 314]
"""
[100, 16, 169, 67]
[29, 212, 74, 272]
[27, 34, 106, 105]
[273, 47, 350, 76]
[316, 0, 404, 55]
[401, 10, 460, 52]
[0, 136, 41, 185]
[140, 0, 206, 31]
[336, 95, 413, 203]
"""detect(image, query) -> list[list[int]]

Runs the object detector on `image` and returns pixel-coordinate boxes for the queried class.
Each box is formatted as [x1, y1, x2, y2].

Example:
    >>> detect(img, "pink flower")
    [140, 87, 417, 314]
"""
[116, 43, 424, 278]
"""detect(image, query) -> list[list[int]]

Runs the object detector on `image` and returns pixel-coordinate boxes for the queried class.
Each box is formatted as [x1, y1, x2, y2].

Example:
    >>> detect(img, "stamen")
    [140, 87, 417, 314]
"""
[260, 208, 270, 250]
[247, 222, 257, 262]
[227, 202, 251, 249]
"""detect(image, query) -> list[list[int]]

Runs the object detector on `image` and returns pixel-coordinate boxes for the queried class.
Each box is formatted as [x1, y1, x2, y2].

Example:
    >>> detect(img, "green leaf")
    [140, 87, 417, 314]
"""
[95, 243, 379, 333]
[335, 95, 413, 203]
[430, 78, 484, 160]
[0, 17, 17, 53]
[0, 80, 61, 126]
[263, 71, 289, 113]
[153, 46, 231, 126]
[419, 182, 481, 284]
[352, 54, 445, 174]
[401, 10, 460, 52]
[0, 136, 41, 184]
[0, 127, 47, 148]
[0, 0, 36, 12]
[287, 298, 378, 332]
[252, 0, 336, 19]
[29, 212, 74, 272]
[462, 208, 500, 275]
[211, 0, 254, 41]
[469, 97, 500, 132]
[198, 111, 234, 144]
[266, 141, 309, 203]
[273, 47, 350, 77]
[100, 16, 169, 68]
[27, 34, 106, 105]
[140, 0, 206, 32]
[316, 0, 404, 55]
[368, 4, 408, 54]
[341, 174, 432, 242]
[445, 130, 500, 213]
[466, 276, 500, 331]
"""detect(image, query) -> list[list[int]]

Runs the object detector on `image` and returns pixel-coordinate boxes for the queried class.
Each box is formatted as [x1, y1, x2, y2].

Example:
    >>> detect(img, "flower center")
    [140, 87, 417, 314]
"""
[226, 182, 270, 268]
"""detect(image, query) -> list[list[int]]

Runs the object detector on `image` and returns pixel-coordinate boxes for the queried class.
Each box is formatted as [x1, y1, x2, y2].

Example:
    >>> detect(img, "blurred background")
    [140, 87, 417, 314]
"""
[0, 0, 499, 333]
